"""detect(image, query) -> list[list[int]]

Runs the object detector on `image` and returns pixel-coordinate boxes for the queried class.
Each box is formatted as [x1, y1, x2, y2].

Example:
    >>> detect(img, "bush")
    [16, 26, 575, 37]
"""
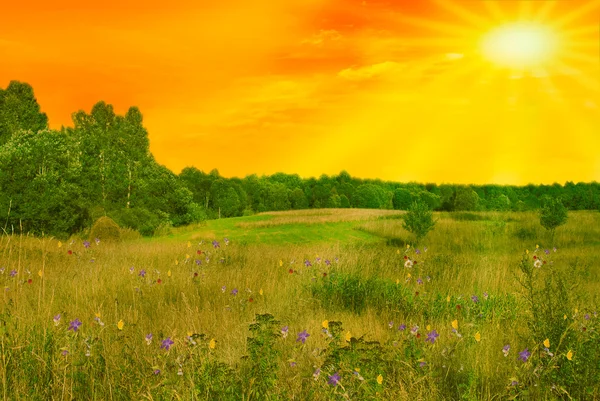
[402, 201, 436, 244]
[110, 207, 164, 237]
[539, 196, 568, 244]
[89, 216, 121, 242]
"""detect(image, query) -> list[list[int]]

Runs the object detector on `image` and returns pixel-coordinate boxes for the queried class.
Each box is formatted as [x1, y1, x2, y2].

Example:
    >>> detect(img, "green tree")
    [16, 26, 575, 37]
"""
[289, 187, 308, 209]
[402, 200, 436, 244]
[0, 81, 48, 145]
[539, 196, 568, 244]
[339, 194, 350, 208]
[454, 186, 480, 211]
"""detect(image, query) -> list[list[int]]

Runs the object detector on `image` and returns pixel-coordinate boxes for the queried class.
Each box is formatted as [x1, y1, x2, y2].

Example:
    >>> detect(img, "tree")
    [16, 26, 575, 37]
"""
[454, 186, 480, 211]
[402, 200, 436, 244]
[539, 196, 568, 244]
[0, 81, 48, 145]
[289, 188, 308, 210]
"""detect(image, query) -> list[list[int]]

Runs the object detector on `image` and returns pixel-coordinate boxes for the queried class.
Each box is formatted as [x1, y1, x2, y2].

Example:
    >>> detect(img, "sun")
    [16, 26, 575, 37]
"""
[479, 22, 560, 70]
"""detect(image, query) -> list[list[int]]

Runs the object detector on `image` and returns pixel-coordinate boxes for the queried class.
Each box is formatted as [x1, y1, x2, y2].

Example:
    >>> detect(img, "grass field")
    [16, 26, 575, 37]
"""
[0, 209, 599, 400]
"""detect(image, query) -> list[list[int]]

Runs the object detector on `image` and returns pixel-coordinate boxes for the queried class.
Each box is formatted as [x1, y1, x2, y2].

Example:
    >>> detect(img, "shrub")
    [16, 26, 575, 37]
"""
[539, 196, 568, 244]
[402, 201, 436, 244]
[89, 216, 121, 242]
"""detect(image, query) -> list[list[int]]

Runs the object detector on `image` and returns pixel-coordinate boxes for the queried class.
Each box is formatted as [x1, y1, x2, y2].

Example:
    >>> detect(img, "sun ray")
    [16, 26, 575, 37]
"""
[518, 1, 533, 21]
[431, 0, 492, 29]
[552, 0, 600, 29]
[534, 70, 568, 103]
[533, 1, 559, 23]
[563, 40, 600, 50]
[394, 14, 480, 37]
[561, 24, 600, 38]
[481, 1, 505, 23]
[418, 57, 486, 94]
[559, 49, 600, 67]
[553, 59, 600, 92]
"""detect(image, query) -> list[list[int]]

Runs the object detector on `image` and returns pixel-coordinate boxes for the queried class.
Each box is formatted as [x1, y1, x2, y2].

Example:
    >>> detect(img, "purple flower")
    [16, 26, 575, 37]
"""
[328, 372, 341, 386]
[304, 260, 312, 267]
[483, 292, 489, 300]
[419, 361, 427, 367]
[415, 249, 421, 255]
[388, 321, 394, 329]
[153, 369, 161, 375]
[544, 249, 550, 255]
[519, 348, 531, 362]
[584, 313, 590, 320]
[9, 270, 16, 277]
[212, 240, 220, 248]
[502, 344, 510, 357]
[281, 326, 289, 339]
[417, 278, 423, 285]
[231, 288, 238, 296]
[424, 247, 428, 252]
[334, 257, 339, 263]
[471, 295, 479, 303]
[68, 318, 82, 332]
[315, 257, 321, 263]
[553, 247, 557, 252]
[83, 241, 90, 248]
[297, 330, 310, 344]
[224, 238, 229, 245]
[289, 361, 297, 367]
[426, 330, 439, 344]
[221, 285, 226, 293]
[161, 337, 174, 350]
[145, 333, 153, 345]
[511, 380, 518, 386]
[95, 238, 100, 245]
[325, 259, 331, 266]
[411, 325, 419, 335]
[398, 323, 407, 331]
[139, 269, 146, 278]
[195, 259, 201, 266]
[129, 266, 135, 274]
[61, 349, 69, 356]
[53, 314, 61, 326]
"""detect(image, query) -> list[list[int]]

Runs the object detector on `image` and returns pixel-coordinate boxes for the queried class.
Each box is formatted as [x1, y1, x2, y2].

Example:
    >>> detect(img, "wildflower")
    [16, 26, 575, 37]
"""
[534, 259, 543, 268]
[195, 259, 201, 266]
[68, 319, 82, 332]
[57, 241, 62, 248]
[510, 380, 518, 387]
[167, 270, 171, 277]
[426, 330, 439, 344]
[83, 241, 90, 248]
[322, 320, 329, 329]
[544, 249, 550, 255]
[139, 269, 146, 278]
[153, 369, 161, 375]
[328, 372, 341, 386]
[543, 338, 550, 348]
[388, 321, 394, 329]
[315, 257, 321, 264]
[345, 331, 352, 341]
[95, 238, 100, 245]
[297, 330, 310, 344]
[304, 260, 312, 267]
[129, 266, 134, 274]
[471, 295, 479, 303]
[157, 279, 162, 284]
[209, 338, 216, 349]
[419, 361, 427, 367]
[259, 288, 263, 295]
[398, 323, 407, 331]
[417, 278, 423, 285]
[313, 368, 321, 380]
[411, 326, 419, 335]
[325, 259, 331, 266]
[68, 250, 73, 255]
[502, 344, 510, 357]
[248, 297, 253, 302]
[289, 269, 294, 274]
[334, 257, 339, 263]
[377, 374, 383, 385]
[224, 238, 229, 245]
[424, 247, 428, 252]
[483, 292, 489, 300]
[518, 348, 531, 362]
[53, 314, 61, 326]
[117, 320, 124, 330]
[27, 279, 32, 284]
[161, 337, 174, 350]
[221, 285, 226, 293]
[415, 249, 421, 254]
[404, 259, 414, 268]
[61, 349, 69, 356]
[584, 313, 590, 320]
[451, 320, 458, 330]
[231, 288, 238, 296]
[553, 247, 557, 252]
[193, 272, 199, 277]
[281, 326, 289, 339]
[566, 350, 573, 360]
[474, 332, 481, 342]
[9, 270, 16, 277]
[145, 333, 153, 345]
[212, 240, 220, 248]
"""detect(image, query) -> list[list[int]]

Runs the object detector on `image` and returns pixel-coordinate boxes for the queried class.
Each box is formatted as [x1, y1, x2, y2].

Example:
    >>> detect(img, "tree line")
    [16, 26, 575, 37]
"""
[1, 81, 598, 238]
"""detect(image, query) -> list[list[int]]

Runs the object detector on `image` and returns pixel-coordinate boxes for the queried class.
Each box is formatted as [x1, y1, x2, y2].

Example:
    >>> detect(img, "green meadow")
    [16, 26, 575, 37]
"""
[1, 209, 599, 400]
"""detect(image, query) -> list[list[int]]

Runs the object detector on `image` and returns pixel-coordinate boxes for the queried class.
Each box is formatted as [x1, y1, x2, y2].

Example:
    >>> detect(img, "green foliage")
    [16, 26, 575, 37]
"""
[402, 201, 436, 244]
[243, 314, 281, 400]
[110, 207, 166, 236]
[89, 216, 121, 242]
[0, 81, 48, 145]
[539, 196, 568, 243]
[454, 187, 480, 211]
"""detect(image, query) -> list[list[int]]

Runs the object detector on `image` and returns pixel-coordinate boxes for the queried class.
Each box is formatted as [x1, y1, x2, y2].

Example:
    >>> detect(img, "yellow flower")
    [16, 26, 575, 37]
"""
[574, 308, 578, 314]
[543, 338, 550, 348]
[38, 270, 43, 278]
[395, 279, 400, 285]
[407, 273, 411, 278]
[185, 254, 190, 259]
[167, 270, 172, 277]
[426, 325, 431, 331]
[406, 244, 410, 249]
[526, 250, 529, 254]
[354, 367, 360, 372]
[95, 312, 101, 318]
[566, 350, 573, 360]
[187, 331, 193, 337]
[564, 314, 567, 320]
[175, 259, 179, 265]
[187, 241, 191, 248]
[279, 260, 283, 267]
[474, 332, 481, 342]
[396, 249, 400, 254]
[536, 244, 539, 249]
[452, 320, 458, 330]
[117, 320, 124, 330]
[57, 241, 62, 248]
[377, 374, 383, 385]
[322, 320, 329, 329]
[446, 295, 451, 302]
[259, 288, 263, 296]
[345, 331, 352, 342]
[209, 338, 216, 349]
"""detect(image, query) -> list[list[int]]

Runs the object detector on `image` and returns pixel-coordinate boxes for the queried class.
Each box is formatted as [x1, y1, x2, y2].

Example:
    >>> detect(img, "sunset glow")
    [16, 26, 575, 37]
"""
[2, 0, 599, 184]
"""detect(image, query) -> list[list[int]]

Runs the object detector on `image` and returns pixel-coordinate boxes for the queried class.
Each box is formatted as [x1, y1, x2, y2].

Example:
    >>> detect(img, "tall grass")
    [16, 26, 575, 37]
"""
[0, 210, 598, 399]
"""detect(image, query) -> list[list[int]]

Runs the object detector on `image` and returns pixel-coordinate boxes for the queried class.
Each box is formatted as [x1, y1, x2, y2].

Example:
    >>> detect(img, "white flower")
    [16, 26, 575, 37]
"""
[534, 260, 543, 268]
[404, 260, 414, 268]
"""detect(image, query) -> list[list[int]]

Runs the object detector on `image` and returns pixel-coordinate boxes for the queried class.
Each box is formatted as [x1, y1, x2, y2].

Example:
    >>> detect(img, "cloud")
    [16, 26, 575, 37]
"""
[301, 29, 343, 46]
[337, 61, 402, 81]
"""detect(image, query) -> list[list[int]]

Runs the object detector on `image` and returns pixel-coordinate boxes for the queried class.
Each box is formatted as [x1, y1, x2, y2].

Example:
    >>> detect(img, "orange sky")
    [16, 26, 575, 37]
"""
[2, 0, 599, 184]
